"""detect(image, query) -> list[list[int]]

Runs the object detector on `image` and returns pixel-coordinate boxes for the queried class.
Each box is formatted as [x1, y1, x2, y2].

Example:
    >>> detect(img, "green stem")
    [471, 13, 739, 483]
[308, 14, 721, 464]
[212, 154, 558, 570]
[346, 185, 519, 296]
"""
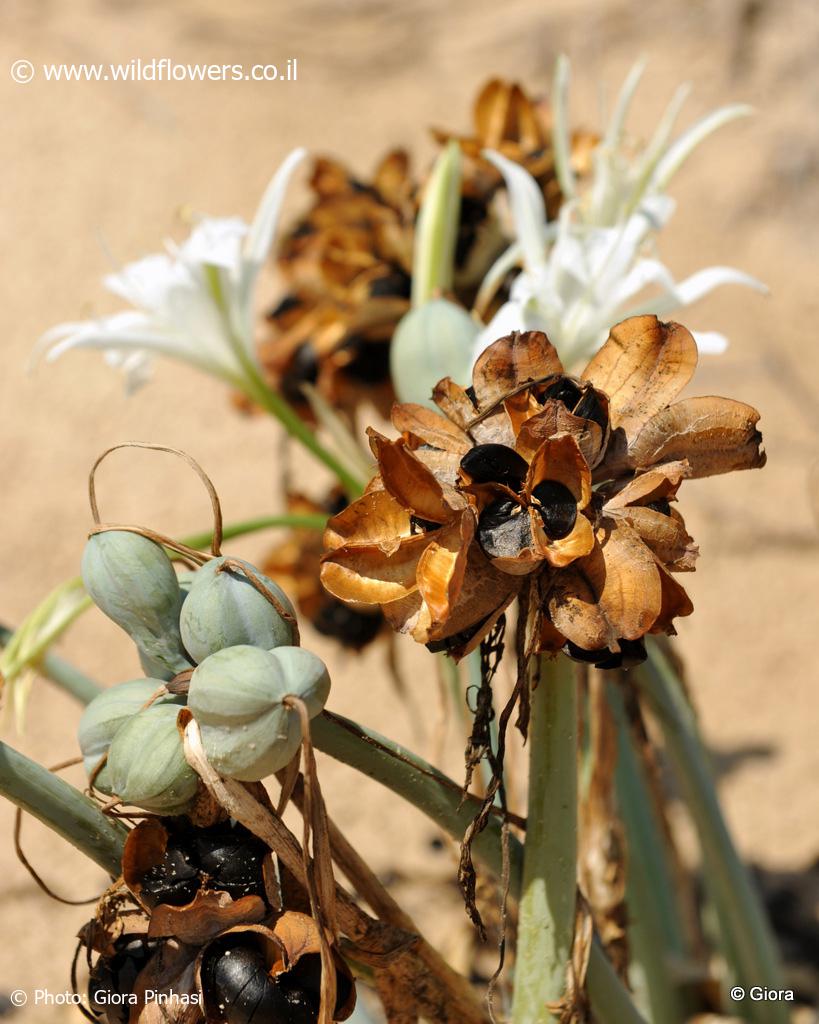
[183, 512, 327, 552]
[241, 362, 365, 498]
[608, 683, 693, 1024]
[639, 642, 787, 1024]
[0, 742, 125, 875]
[512, 655, 578, 1023]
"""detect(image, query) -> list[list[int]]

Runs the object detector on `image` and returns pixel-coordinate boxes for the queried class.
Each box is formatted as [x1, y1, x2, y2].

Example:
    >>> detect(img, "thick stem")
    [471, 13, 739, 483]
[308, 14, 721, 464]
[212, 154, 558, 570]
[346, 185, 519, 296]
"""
[0, 742, 125, 876]
[608, 683, 693, 1024]
[639, 642, 787, 1024]
[512, 655, 578, 1024]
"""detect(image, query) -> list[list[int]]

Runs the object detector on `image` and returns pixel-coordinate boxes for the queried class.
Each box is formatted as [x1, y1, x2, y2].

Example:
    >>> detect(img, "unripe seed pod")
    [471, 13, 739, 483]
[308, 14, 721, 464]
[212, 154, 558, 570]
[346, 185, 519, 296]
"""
[107, 704, 198, 814]
[188, 645, 330, 782]
[180, 557, 295, 664]
[78, 677, 182, 792]
[82, 531, 192, 679]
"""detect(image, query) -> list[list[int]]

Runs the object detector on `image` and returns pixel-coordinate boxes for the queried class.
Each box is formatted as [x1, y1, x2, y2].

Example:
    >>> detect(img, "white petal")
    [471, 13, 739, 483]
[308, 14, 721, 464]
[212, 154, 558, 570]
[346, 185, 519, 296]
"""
[241, 148, 307, 278]
[552, 55, 577, 200]
[179, 216, 248, 269]
[482, 150, 547, 272]
[603, 60, 647, 151]
[692, 330, 729, 354]
[652, 104, 753, 191]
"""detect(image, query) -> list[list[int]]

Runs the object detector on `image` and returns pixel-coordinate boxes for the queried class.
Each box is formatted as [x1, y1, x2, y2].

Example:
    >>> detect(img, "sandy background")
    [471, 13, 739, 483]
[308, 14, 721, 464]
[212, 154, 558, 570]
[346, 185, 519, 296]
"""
[1, 0, 818, 1019]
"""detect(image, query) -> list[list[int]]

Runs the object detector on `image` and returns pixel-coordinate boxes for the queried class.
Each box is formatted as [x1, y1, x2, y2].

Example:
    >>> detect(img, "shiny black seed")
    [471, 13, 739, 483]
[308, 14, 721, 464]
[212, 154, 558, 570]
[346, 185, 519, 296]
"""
[460, 444, 528, 489]
[573, 388, 609, 432]
[140, 845, 199, 909]
[194, 823, 267, 901]
[281, 343, 319, 403]
[88, 942, 152, 1024]
[477, 498, 532, 559]
[312, 599, 383, 648]
[562, 639, 647, 671]
[646, 498, 672, 516]
[341, 335, 391, 384]
[542, 377, 583, 407]
[369, 271, 411, 299]
[464, 385, 478, 407]
[531, 480, 577, 540]
[202, 937, 297, 1024]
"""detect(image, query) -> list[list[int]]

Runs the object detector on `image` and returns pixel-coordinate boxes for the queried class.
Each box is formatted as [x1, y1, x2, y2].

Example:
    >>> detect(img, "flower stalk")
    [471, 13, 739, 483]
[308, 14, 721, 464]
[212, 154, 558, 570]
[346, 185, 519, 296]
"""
[512, 654, 578, 1023]
[638, 641, 787, 1024]
[0, 741, 126, 876]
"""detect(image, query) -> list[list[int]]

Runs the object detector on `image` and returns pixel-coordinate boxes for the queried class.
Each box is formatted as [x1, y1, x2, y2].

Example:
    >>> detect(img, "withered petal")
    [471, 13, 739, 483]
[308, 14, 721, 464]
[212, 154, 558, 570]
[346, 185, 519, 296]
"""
[472, 330, 564, 408]
[612, 506, 699, 571]
[532, 508, 596, 568]
[625, 396, 766, 478]
[432, 377, 477, 429]
[515, 399, 605, 469]
[603, 461, 690, 509]
[583, 316, 698, 438]
[368, 430, 455, 523]
[324, 489, 411, 554]
[651, 561, 695, 634]
[525, 433, 591, 508]
[416, 515, 475, 624]
[546, 518, 662, 650]
[391, 401, 472, 454]
[320, 534, 429, 604]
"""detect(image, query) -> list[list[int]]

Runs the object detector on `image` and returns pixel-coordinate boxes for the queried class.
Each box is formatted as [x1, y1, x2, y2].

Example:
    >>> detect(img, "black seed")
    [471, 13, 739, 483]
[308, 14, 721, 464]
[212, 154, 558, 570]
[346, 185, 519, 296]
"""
[542, 377, 583, 408]
[312, 599, 383, 648]
[477, 498, 532, 559]
[573, 388, 609, 432]
[202, 937, 295, 1024]
[281, 343, 319, 403]
[324, 490, 349, 517]
[140, 844, 199, 908]
[460, 443, 528, 489]
[646, 498, 672, 516]
[464, 385, 478, 407]
[562, 639, 647, 671]
[531, 480, 577, 540]
[88, 941, 152, 1024]
[290, 221, 315, 239]
[340, 335, 391, 384]
[369, 270, 411, 299]
[193, 822, 267, 901]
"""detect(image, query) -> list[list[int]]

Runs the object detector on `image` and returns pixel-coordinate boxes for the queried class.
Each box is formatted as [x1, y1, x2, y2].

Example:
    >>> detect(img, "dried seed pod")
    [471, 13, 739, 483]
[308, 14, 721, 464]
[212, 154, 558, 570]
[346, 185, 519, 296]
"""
[390, 299, 478, 409]
[107, 704, 198, 814]
[188, 645, 330, 782]
[180, 557, 296, 664]
[88, 939, 152, 1024]
[78, 677, 182, 792]
[81, 531, 192, 679]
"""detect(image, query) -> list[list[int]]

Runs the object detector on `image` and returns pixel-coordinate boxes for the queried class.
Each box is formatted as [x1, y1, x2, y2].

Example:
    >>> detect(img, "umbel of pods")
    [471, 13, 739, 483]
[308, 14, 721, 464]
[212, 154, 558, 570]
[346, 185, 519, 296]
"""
[70, 443, 491, 1024]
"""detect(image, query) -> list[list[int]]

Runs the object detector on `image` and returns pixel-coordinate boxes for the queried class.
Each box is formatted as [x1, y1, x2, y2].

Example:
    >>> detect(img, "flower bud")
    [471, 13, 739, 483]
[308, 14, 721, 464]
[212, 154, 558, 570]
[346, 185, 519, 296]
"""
[107, 704, 198, 814]
[179, 557, 295, 664]
[78, 677, 182, 792]
[188, 644, 330, 782]
[81, 531, 191, 679]
[390, 299, 477, 409]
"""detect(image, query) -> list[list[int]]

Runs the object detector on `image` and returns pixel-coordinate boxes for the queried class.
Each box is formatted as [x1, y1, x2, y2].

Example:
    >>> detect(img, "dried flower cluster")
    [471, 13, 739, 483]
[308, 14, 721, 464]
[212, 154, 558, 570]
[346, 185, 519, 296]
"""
[256, 78, 582, 417]
[321, 315, 765, 665]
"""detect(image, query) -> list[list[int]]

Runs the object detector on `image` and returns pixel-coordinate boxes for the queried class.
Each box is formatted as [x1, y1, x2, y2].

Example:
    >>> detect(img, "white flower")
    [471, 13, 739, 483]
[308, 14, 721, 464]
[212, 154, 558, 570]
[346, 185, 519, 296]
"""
[472, 60, 767, 370]
[34, 149, 306, 394]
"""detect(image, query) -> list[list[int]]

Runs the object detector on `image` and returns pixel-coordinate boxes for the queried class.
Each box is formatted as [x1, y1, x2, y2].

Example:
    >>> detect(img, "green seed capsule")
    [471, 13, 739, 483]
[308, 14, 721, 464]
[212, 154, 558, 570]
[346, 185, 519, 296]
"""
[81, 531, 192, 679]
[179, 557, 296, 664]
[78, 678, 182, 792]
[107, 704, 198, 814]
[390, 299, 478, 409]
[188, 645, 330, 782]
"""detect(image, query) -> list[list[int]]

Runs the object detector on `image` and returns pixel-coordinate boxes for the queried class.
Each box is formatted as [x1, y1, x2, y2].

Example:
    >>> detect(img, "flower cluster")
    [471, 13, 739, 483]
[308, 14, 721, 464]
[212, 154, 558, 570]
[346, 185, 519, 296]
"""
[321, 315, 765, 665]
